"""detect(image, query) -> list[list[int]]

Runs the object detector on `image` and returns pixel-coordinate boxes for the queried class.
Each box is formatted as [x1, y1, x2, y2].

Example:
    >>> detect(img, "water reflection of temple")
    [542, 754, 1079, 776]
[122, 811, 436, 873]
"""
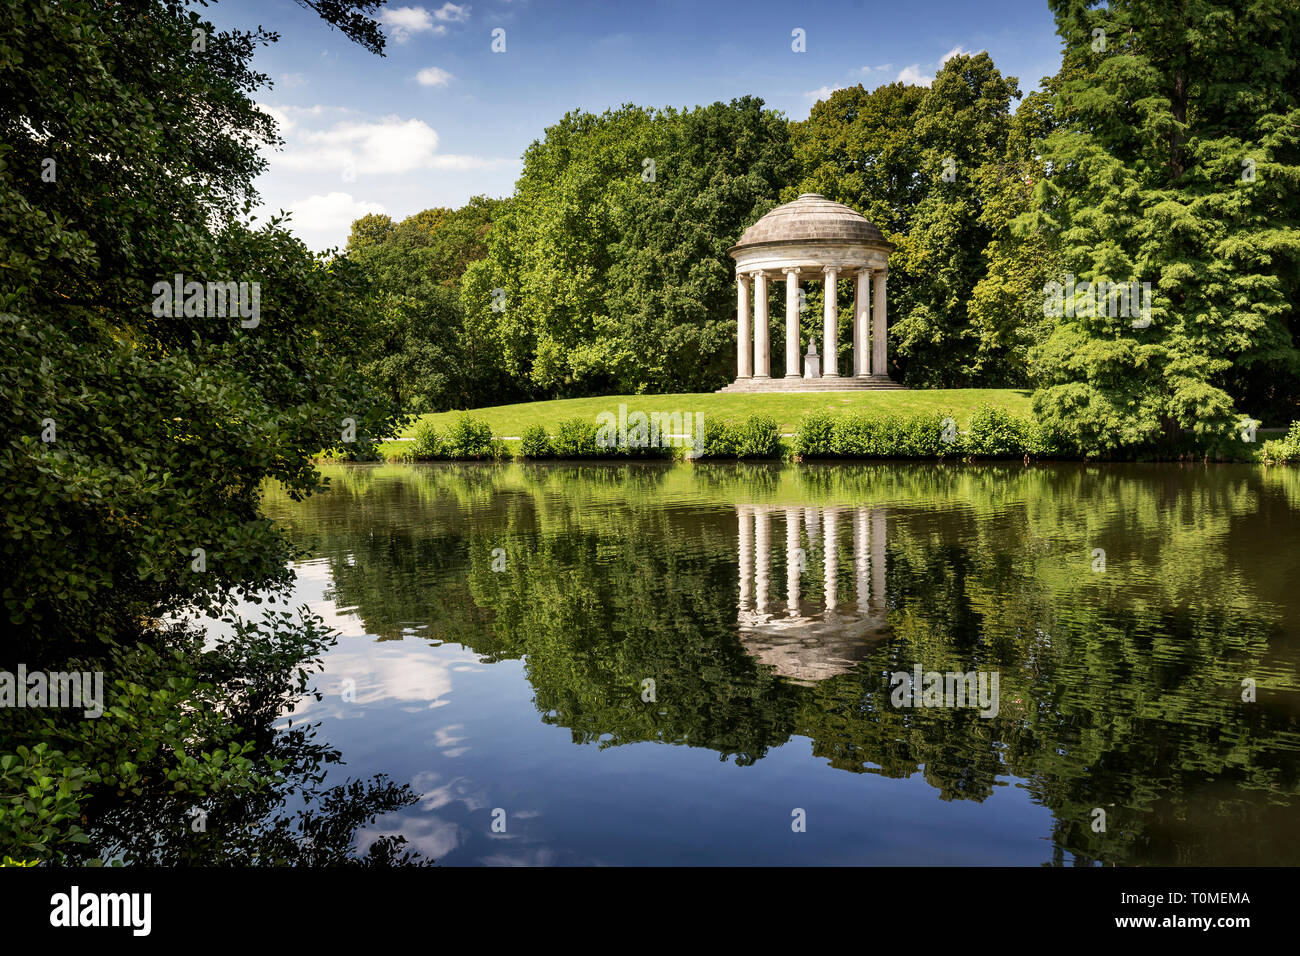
[737, 505, 890, 684]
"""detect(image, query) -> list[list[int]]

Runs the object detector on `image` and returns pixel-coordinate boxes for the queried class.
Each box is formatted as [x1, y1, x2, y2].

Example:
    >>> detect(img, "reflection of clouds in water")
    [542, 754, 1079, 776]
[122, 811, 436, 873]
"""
[297, 558, 369, 637]
[356, 812, 466, 861]
[433, 724, 468, 757]
[411, 771, 489, 813]
[288, 641, 478, 719]
[479, 848, 561, 867]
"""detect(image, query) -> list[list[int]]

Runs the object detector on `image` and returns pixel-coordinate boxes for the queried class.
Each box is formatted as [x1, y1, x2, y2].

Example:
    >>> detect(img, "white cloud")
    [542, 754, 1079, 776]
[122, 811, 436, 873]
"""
[855, 63, 893, 76]
[804, 85, 843, 101]
[896, 64, 934, 86]
[416, 66, 454, 87]
[253, 105, 520, 249]
[285, 192, 386, 247]
[274, 113, 514, 175]
[433, 2, 471, 22]
[279, 72, 307, 89]
[895, 46, 986, 88]
[282, 117, 442, 174]
[380, 6, 435, 42]
[940, 44, 983, 64]
[256, 102, 296, 134]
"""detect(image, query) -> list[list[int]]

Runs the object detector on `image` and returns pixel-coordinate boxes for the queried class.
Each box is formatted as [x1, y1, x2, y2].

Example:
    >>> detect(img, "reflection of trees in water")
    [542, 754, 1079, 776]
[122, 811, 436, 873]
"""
[265, 462, 1300, 863]
[82, 731, 428, 865]
[62, 615, 431, 866]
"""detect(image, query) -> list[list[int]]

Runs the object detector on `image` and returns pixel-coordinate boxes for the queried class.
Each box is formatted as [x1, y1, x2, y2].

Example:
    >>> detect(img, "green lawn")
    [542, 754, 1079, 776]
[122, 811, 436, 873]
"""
[394, 389, 1033, 439]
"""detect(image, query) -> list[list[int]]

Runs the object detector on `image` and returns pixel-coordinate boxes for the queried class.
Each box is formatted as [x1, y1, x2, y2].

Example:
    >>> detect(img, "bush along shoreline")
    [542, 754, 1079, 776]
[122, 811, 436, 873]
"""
[340, 408, 1300, 464]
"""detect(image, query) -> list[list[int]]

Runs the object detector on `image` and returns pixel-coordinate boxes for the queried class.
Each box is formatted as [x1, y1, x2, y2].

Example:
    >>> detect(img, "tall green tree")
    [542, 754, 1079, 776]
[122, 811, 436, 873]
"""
[968, 89, 1060, 386]
[1027, 0, 1300, 453]
[792, 56, 1026, 387]
[463, 97, 797, 395]
[0, 0, 401, 859]
[346, 197, 511, 412]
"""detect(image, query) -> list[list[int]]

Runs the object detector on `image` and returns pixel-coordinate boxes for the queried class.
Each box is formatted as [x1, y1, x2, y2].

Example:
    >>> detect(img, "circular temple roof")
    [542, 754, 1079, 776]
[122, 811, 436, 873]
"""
[730, 193, 889, 253]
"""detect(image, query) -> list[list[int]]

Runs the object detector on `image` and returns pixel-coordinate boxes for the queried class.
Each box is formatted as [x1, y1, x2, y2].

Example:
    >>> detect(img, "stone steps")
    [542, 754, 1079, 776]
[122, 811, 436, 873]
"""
[717, 376, 904, 393]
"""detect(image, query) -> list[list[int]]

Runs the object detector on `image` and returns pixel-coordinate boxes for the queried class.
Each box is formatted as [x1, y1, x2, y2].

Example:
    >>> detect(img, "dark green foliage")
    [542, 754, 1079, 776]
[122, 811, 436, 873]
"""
[462, 97, 797, 395]
[408, 416, 498, 460]
[1261, 422, 1300, 464]
[410, 419, 443, 459]
[698, 417, 738, 458]
[794, 408, 1046, 458]
[345, 198, 514, 413]
[832, 412, 947, 457]
[1025, 0, 1300, 453]
[0, 0, 404, 860]
[731, 415, 782, 459]
[792, 410, 838, 459]
[960, 405, 1042, 457]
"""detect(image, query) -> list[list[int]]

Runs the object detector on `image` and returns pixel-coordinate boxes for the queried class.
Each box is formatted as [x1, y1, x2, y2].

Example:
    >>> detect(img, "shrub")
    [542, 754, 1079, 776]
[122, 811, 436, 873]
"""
[961, 405, 1037, 457]
[518, 424, 553, 459]
[831, 413, 888, 456]
[410, 419, 443, 459]
[732, 414, 781, 459]
[1261, 420, 1300, 463]
[793, 409, 837, 457]
[695, 415, 781, 459]
[331, 442, 383, 462]
[698, 417, 737, 458]
[552, 417, 599, 458]
[830, 411, 947, 457]
[442, 415, 495, 459]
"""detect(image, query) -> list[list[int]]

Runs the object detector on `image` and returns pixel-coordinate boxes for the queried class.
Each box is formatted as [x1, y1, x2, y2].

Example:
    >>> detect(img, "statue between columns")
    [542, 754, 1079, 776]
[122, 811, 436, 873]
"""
[803, 340, 820, 379]
[731, 266, 889, 386]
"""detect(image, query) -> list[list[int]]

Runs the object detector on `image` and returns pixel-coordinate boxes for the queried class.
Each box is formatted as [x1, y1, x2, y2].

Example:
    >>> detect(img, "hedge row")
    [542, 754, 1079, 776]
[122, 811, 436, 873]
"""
[516, 419, 675, 459]
[793, 405, 1053, 459]
[401, 414, 784, 460]
[697, 415, 782, 459]
[386, 409, 1300, 463]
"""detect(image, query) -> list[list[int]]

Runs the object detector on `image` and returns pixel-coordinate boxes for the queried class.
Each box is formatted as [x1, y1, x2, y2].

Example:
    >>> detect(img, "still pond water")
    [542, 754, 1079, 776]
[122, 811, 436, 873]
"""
[252, 462, 1300, 865]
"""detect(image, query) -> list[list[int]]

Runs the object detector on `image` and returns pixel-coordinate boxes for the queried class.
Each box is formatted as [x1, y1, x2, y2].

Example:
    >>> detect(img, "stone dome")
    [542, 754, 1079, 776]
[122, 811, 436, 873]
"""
[730, 194, 889, 251]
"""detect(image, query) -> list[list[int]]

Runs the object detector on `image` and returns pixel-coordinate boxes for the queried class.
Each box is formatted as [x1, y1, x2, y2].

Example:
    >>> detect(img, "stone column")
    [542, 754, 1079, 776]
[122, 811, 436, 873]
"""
[872, 269, 887, 378]
[854, 508, 869, 611]
[804, 506, 821, 543]
[753, 272, 770, 379]
[783, 268, 801, 378]
[755, 507, 771, 613]
[736, 274, 752, 379]
[823, 507, 838, 610]
[870, 509, 886, 609]
[854, 270, 871, 378]
[785, 507, 801, 614]
[738, 506, 753, 613]
[822, 266, 839, 377]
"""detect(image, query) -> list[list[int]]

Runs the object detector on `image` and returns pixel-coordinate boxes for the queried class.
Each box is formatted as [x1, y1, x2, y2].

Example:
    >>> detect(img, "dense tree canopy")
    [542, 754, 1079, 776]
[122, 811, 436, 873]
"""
[1025, 0, 1300, 453]
[345, 197, 511, 413]
[461, 97, 797, 396]
[1, 0, 405, 860]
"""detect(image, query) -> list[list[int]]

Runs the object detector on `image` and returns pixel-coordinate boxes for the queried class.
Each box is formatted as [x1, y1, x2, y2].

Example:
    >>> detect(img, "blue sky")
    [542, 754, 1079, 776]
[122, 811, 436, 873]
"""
[210, 0, 1065, 250]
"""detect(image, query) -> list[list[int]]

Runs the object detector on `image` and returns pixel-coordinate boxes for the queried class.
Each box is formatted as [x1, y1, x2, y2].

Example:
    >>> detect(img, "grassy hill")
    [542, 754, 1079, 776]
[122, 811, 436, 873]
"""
[395, 389, 1034, 439]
